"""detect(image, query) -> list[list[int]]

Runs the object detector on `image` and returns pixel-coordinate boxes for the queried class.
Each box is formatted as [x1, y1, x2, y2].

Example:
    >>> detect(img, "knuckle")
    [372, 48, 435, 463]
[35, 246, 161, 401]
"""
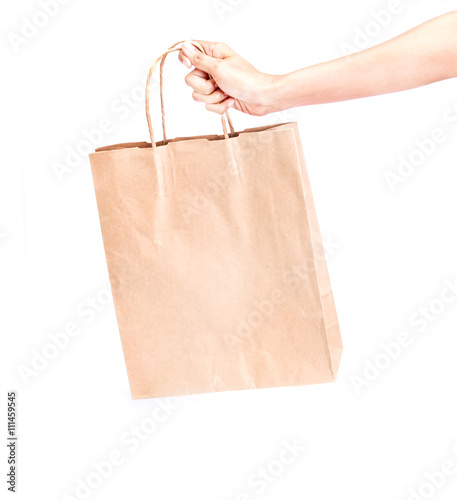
[204, 79, 215, 93]
[214, 92, 225, 103]
[215, 42, 228, 52]
[211, 59, 222, 76]
[206, 104, 219, 114]
[192, 91, 199, 101]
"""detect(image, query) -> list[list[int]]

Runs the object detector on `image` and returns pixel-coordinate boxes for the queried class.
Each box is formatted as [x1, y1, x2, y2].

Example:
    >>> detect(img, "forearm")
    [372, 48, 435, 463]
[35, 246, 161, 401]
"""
[270, 11, 457, 110]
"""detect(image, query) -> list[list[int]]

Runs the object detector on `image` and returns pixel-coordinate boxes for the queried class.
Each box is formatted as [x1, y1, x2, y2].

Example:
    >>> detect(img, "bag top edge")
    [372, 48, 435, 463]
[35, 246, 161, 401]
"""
[91, 122, 298, 154]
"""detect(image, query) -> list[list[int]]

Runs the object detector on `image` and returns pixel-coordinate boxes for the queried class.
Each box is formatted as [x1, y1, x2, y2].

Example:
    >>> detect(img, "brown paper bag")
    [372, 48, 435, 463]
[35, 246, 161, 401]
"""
[89, 41, 343, 399]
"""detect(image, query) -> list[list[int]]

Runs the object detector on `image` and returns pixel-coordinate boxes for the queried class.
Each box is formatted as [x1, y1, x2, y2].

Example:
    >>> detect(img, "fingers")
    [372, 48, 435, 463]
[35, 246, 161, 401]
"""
[191, 40, 234, 59]
[181, 41, 220, 76]
[179, 41, 235, 114]
[179, 40, 234, 70]
[178, 51, 192, 69]
[192, 88, 227, 104]
[185, 69, 217, 94]
[206, 98, 235, 115]
[184, 68, 231, 110]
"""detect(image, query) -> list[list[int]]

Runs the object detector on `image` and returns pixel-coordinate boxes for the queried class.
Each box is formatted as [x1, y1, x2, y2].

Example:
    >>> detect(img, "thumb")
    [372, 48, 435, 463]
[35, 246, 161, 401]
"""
[181, 41, 219, 75]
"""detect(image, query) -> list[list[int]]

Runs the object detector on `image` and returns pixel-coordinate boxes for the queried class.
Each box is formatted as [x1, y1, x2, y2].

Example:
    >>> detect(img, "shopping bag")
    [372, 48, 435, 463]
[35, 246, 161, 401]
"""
[89, 40, 343, 399]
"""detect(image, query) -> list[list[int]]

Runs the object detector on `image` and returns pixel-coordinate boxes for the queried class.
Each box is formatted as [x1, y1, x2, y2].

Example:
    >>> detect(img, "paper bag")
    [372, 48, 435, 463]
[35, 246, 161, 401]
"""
[89, 41, 343, 399]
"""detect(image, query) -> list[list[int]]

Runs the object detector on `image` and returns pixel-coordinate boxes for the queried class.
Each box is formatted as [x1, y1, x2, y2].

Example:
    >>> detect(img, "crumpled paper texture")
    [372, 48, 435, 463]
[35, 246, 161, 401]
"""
[89, 122, 343, 399]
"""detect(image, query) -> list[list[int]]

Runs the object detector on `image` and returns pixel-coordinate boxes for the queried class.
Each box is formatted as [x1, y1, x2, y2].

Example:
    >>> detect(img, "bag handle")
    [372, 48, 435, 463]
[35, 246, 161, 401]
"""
[145, 40, 235, 148]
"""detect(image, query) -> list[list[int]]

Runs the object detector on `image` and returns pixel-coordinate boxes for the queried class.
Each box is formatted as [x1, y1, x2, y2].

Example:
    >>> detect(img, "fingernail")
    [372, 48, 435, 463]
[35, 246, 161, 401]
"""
[227, 99, 235, 108]
[182, 41, 196, 54]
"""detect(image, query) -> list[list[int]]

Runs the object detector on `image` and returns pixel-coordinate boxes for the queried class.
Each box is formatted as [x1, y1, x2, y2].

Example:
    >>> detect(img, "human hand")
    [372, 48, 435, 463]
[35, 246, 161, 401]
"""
[178, 40, 280, 116]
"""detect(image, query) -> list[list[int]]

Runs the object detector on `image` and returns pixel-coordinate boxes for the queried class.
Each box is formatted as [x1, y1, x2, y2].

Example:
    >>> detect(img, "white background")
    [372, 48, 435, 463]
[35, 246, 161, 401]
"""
[1, 0, 457, 499]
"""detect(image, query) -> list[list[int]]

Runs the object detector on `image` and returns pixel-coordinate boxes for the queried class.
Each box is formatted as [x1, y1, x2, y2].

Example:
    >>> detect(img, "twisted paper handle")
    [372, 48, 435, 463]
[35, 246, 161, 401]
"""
[146, 40, 235, 147]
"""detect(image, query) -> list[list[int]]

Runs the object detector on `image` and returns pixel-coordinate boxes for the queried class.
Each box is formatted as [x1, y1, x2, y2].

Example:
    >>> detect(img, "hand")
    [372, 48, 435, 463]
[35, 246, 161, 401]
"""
[178, 40, 280, 116]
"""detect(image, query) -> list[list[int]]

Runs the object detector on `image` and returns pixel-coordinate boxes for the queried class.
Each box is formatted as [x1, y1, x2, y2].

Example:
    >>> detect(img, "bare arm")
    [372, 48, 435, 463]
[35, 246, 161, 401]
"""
[179, 11, 457, 115]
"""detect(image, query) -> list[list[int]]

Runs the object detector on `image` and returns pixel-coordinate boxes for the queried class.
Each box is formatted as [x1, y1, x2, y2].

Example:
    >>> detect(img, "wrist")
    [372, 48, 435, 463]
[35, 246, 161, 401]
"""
[261, 73, 285, 113]
[261, 72, 296, 114]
